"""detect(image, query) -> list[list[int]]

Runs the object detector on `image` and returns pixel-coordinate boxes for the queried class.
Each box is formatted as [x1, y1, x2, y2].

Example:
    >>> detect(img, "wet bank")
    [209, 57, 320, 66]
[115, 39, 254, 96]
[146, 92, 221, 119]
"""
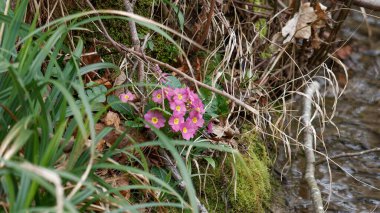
[274, 9, 380, 212]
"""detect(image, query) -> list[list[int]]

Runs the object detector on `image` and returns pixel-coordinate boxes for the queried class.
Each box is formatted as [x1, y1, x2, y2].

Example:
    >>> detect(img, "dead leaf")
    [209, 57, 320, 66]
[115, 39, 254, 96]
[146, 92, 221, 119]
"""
[107, 175, 131, 200]
[282, 3, 318, 43]
[210, 124, 225, 138]
[96, 139, 106, 152]
[311, 3, 331, 49]
[113, 71, 127, 97]
[103, 111, 120, 130]
[94, 77, 112, 89]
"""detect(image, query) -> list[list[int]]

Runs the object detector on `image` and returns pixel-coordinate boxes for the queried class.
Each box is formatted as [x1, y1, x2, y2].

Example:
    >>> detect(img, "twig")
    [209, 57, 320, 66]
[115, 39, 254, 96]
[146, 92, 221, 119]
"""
[302, 80, 323, 213]
[159, 149, 208, 213]
[123, 0, 145, 90]
[316, 147, 380, 165]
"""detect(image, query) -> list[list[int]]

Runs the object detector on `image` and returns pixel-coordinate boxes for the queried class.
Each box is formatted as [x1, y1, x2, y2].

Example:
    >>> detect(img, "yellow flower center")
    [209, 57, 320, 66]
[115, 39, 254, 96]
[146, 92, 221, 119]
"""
[178, 94, 183, 100]
[151, 117, 158, 124]
[156, 94, 161, 99]
[175, 106, 181, 111]
[124, 95, 130, 100]
[192, 117, 198, 123]
[174, 118, 179, 125]
[183, 127, 188, 133]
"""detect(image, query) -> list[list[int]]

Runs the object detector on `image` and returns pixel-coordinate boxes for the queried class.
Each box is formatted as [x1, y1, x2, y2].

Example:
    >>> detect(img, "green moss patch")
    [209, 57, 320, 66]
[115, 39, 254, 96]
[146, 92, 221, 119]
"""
[197, 131, 271, 212]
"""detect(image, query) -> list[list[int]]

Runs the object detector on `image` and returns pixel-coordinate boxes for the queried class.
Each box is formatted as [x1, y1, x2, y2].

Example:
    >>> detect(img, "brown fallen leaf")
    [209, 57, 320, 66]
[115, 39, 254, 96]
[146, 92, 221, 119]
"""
[311, 3, 331, 49]
[107, 175, 131, 200]
[282, 3, 318, 43]
[113, 71, 127, 97]
[103, 111, 120, 130]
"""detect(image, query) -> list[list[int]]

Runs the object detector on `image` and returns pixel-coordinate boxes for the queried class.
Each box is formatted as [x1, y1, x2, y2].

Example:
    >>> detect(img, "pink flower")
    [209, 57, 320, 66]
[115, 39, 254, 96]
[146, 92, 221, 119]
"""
[170, 88, 188, 104]
[144, 110, 165, 129]
[168, 115, 184, 132]
[186, 87, 198, 104]
[164, 87, 174, 99]
[179, 121, 196, 140]
[119, 92, 135, 102]
[169, 101, 186, 116]
[152, 89, 164, 104]
[187, 111, 204, 128]
[191, 98, 205, 114]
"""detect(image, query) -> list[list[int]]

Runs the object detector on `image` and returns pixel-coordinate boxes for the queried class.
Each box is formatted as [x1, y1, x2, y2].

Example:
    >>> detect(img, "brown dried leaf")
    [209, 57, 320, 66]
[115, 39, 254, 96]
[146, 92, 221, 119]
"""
[282, 3, 318, 43]
[113, 71, 126, 97]
[103, 111, 120, 130]
[211, 125, 225, 138]
[107, 175, 131, 200]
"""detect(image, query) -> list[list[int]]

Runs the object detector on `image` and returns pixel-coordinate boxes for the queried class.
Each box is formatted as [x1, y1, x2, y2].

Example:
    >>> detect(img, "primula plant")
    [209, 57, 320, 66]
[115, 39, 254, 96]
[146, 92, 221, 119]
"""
[144, 87, 205, 140]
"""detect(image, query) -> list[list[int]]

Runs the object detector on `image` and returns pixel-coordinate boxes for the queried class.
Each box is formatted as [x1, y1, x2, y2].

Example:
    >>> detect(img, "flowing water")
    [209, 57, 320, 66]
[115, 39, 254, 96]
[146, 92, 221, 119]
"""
[274, 10, 380, 212]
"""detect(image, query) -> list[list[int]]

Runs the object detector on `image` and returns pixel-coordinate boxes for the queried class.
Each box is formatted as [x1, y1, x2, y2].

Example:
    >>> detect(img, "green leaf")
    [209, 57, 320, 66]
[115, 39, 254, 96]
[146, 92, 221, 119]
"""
[85, 82, 107, 103]
[125, 120, 144, 128]
[204, 157, 216, 169]
[107, 95, 134, 117]
[164, 76, 182, 88]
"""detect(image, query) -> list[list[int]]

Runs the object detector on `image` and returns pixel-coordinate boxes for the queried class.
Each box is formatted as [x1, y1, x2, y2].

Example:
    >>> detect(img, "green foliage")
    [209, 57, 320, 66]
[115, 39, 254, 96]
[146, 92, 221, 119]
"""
[162, 0, 185, 31]
[0, 2, 232, 212]
[85, 81, 107, 103]
[164, 75, 182, 88]
[107, 95, 135, 117]
[198, 131, 271, 212]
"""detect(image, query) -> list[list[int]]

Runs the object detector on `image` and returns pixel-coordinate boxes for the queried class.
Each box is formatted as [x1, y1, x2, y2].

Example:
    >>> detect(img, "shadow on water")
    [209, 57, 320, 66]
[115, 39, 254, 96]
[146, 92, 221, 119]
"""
[275, 9, 380, 212]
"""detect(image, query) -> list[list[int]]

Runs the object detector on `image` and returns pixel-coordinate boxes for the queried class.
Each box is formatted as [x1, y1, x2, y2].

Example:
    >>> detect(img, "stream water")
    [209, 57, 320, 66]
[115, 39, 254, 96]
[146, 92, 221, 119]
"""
[275, 10, 380, 212]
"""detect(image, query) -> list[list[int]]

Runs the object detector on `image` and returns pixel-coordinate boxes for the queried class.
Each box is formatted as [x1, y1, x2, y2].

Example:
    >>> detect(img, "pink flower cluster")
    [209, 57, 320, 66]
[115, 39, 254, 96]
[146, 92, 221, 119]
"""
[144, 87, 205, 140]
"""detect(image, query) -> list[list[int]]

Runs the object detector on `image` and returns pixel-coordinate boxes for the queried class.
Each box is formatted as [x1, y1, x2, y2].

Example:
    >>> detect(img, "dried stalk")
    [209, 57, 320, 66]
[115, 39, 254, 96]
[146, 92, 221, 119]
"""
[316, 147, 380, 165]
[302, 80, 323, 213]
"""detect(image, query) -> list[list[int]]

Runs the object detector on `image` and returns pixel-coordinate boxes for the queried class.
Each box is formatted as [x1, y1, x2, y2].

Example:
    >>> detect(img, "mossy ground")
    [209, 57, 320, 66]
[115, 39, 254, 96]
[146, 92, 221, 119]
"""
[73, 0, 179, 65]
[196, 129, 272, 212]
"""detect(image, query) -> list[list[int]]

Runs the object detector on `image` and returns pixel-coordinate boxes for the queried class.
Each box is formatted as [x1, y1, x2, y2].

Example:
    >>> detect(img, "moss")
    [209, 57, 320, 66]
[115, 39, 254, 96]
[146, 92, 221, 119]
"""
[197, 130, 272, 212]
[71, 0, 179, 65]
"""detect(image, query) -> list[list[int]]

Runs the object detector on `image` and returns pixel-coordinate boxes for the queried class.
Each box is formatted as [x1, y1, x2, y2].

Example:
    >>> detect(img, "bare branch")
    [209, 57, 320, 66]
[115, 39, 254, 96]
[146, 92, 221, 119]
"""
[302, 80, 323, 213]
[124, 0, 145, 91]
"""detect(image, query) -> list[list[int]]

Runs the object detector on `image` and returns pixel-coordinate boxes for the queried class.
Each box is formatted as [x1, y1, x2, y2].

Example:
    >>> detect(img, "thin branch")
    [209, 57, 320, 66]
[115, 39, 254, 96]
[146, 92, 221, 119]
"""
[302, 80, 323, 213]
[124, 0, 144, 88]
[316, 147, 380, 165]
[159, 149, 208, 213]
